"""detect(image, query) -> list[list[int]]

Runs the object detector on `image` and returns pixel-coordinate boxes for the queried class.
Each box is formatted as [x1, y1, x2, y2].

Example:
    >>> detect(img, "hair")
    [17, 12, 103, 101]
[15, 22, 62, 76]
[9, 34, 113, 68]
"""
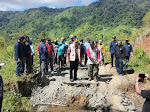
[87, 38, 90, 41]
[118, 40, 122, 44]
[94, 41, 97, 44]
[41, 38, 45, 42]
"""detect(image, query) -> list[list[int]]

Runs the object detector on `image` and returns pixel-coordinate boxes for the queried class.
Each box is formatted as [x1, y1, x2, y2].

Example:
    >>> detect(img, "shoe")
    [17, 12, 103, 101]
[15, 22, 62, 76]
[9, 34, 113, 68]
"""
[70, 79, 74, 82]
[74, 77, 78, 81]
[88, 76, 92, 81]
[94, 76, 98, 82]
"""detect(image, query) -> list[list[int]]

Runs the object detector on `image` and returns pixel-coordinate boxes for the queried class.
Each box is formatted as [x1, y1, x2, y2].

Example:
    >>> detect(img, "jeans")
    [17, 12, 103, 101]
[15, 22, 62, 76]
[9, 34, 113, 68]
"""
[111, 53, 115, 67]
[125, 56, 130, 69]
[70, 59, 79, 79]
[115, 59, 123, 74]
[16, 61, 22, 76]
[87, 64, 99, 77]
[46, 55, 53, 71]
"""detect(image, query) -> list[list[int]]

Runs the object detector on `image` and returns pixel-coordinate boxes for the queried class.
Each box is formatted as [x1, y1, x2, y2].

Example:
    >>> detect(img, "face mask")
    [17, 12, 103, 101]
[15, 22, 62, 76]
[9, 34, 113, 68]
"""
[25, 42, 29, 45]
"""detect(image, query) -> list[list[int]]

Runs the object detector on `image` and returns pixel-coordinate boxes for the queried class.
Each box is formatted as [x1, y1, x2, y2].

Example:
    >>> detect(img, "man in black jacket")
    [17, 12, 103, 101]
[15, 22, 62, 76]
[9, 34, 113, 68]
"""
[114, 41, 126, 75]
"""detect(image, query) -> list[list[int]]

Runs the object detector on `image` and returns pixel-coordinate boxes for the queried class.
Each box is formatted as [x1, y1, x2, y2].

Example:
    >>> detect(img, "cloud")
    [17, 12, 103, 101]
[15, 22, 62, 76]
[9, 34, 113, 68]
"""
[0, 0, 98, 11]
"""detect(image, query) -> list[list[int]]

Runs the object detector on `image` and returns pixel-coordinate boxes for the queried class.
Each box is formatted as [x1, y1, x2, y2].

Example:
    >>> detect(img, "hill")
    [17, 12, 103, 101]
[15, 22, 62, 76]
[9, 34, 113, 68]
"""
[0, 0, 150, 43]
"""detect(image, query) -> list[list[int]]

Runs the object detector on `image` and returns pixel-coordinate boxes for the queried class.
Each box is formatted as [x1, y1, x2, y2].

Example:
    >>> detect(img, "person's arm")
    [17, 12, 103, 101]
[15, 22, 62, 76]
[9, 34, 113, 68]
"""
[130, 44, 133, 57]
[135, 74, 141, 95]
[66, 46, 71, 63]
[86, 47, 92, 58]
[103, 45, 105, 56]
[109, 42, 112, 53]
[97, 48, 101, 64]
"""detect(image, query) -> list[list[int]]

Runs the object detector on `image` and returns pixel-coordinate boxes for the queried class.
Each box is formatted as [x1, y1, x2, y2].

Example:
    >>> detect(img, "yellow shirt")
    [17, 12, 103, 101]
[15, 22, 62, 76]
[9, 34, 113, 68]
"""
[98, 44, 105, 54]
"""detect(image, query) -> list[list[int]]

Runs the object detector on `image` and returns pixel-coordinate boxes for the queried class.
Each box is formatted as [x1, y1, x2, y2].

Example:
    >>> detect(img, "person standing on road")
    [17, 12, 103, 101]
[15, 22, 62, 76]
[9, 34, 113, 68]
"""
[79, 39, 85, 67]
[57, 37, 66, 68]
[135, 74, 150, 112]
[0, 62, 4, 112]
[39, 39, 48, 77]
[45, 38, 55, 72]
[114, 41, 126, 75]
[84, 38, 90, 66]
[98, 40, 105, 65]
[123, 39, 133, 70]
[87, 41, 101, 82]
[67, 40, 81, 82]
[14, 35, 24, 76]
[109, 36, 118, 68]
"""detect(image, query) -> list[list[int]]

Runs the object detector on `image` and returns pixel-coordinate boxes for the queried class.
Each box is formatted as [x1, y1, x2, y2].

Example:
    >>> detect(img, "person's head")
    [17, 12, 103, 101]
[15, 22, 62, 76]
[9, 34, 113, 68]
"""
[24, 36, 30, 43]
[118, 40, 122, 46]
[79, 39, 83, 44]
[18, 35, 24, 42]
[74, 36, 78, 40]
[46, 38, 51, 44]
[112, 36, 116, 41]
[61, 37, 65, 43]
[70, 35, 74, 41]
[29, 41, 32, 45]
[125, 39, 129, 43]
[41, 38, 46, 43]
[90, 41, 95, 49]
[94, 41, 97, 47]
[0, 62, 5, 69]
[99, 40, 102, 45]
[87, 38, 90, 43]
[74, 40, 78, 46]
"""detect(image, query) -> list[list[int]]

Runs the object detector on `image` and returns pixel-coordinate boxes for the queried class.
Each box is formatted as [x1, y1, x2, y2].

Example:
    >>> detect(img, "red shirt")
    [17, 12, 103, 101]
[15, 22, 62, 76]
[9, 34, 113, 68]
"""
[45, 43, 54, 55]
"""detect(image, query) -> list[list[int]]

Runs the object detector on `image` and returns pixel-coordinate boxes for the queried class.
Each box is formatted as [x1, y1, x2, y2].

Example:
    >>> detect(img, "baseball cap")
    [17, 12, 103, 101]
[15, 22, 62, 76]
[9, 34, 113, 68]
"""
[0, 62, 5, 66]
[112, 36, 116, 39]
[18, 35, 24, 40]
[99, 40, 102, 42]
[79, 39, 83, 42]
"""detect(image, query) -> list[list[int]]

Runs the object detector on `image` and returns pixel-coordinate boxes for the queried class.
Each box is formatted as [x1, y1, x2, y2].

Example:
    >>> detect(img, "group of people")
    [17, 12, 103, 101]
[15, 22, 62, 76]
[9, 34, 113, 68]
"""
[14, 35, 35, 77]
[37, 34, 133, 82]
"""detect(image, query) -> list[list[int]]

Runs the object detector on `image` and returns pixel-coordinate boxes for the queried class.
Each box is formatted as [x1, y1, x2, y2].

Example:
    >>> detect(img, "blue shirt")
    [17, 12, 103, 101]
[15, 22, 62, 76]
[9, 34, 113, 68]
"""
[14, 41, 24, 61]
[39, 42, 48, 60]
[57, 42, 66, 55]
[84, 41, 90, 51]
[109, 41, 118, 54]
[30, 45, 35, 56]
[123, 43, 133, 56]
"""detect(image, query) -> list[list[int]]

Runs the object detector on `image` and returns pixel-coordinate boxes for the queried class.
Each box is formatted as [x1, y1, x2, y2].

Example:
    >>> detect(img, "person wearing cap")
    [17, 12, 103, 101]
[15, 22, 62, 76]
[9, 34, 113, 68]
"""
[123, 39, 133, 71]
[67, 40, 81, 82]
[79, 39, 85, 67]
[57, 37, 66, 68]
[24, 36, 32, 74]
[109, 36, 118, 68]
[69, 35, 74, 45]
[86, 41, 101, 82]
[114, 40, 126, 75]
[14, 35, 25, 76]
[30, 41, 35, 73]
[98, 40, 105, 65]
[45, 38, 55, 72]
[39, 38, 48, 77]
[0, 62, 4, 111]
[84, 38, 91, 65]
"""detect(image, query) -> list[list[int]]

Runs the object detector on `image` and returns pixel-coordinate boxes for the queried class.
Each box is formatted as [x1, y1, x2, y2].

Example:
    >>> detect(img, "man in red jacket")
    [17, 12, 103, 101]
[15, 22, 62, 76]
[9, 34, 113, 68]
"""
[45, 38, 55, 72]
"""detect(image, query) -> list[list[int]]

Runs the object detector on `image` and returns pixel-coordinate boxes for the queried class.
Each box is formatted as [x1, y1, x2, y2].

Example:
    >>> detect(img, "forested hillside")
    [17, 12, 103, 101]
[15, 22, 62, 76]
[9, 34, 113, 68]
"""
[0, 0, 150, 43]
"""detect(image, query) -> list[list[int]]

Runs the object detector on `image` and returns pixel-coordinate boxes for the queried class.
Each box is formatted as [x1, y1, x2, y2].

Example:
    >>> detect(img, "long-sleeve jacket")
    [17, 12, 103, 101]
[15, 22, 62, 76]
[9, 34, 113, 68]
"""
[123, 43, 133, 56]
[57, 42, 66, 55]
[14, 41, 24, 61]
[114, 45, 126, 59]
[98, 44, 105, 54]
[109, 41, 118, 54]
[87, 46, 100, 64]
[39, 42, 48, 60]
[45, 43, 54, 55]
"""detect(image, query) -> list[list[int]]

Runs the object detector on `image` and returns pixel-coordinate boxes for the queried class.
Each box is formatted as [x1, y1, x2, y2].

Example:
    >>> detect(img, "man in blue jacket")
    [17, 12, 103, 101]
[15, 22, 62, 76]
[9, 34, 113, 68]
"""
[123, 39, 133, 70]
[39, 39, 48, 77]
[14, 35, 24, 76]
[109, 36, 118, 68]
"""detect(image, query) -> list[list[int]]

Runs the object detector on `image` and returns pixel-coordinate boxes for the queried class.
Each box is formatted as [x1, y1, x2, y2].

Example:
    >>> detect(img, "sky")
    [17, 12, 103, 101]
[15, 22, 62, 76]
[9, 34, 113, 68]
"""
[0, 0, 99, 11]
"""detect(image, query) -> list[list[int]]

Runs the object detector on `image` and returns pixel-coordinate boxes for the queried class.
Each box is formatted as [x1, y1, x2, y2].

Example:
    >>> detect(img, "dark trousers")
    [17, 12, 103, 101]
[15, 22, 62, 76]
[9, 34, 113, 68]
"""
[125, 56, 130, 69]
[111, 53, 115, 67]
[46, 55, 53, 72]
[57, 55, 64, 68]
[80, 54, 84, 66]
[26, 57, 32, 73]
[54, 53, 57, 64]
[84, 53, 87, 65]
[115, 59, 123, 74]
[0, 96, 3, 112]
[70, 59, 79, 79]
